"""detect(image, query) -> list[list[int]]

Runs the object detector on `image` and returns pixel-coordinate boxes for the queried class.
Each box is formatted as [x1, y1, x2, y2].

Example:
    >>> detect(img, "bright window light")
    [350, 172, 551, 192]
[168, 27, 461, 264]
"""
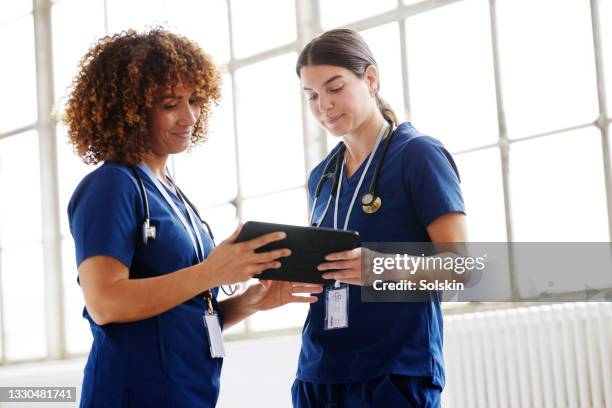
[0, 15, 37, 133]
[1, 243, 46, 361]
[165, 0, 230, 63]
[174, 74, 238, 208]
[496, 0, 599, 138]
[0, 131, 42, 247]
[241, 188, 308, 225]
[320, 0, 396, 29]
[105, 0, 166, 33]
[229, 0, 296, 58]
[0, 0, 31, 25]
[360, 23, 405, 125]
[454, 147, 507, 241]
[234, 53, 305, 197]
[51, 0, 106, 102]
[405, 0, 499, 153]
[509, 127, 609, 242]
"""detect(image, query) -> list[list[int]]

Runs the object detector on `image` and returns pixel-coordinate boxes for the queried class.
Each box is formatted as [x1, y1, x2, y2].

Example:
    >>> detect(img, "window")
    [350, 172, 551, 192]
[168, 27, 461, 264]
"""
[496, 0, 598, 139]
[234, 53, 305, 198]
[454, 148, 506, 242]
[2, 0, 611, 364]
[509, 127, 608, 242]
[0, 131, 46, 360]
[0, 15, 37, 133]
[229, 0, 296, 58]
[405, 0, 498, 153]
[320, 0, 396, 29]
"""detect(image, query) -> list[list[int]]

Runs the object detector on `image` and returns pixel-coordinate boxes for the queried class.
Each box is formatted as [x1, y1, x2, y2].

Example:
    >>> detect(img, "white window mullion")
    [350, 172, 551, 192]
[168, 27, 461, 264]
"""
[33, 0, 65, 360]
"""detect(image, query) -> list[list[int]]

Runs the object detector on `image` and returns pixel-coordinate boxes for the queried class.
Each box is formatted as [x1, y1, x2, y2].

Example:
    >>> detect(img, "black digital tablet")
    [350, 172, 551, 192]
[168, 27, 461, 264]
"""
[235, 221, 360, 284]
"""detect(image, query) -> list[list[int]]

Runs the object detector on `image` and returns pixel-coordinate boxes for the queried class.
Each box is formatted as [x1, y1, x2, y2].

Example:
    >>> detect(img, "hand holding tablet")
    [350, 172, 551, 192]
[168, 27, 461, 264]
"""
[235, 221, 360, 284]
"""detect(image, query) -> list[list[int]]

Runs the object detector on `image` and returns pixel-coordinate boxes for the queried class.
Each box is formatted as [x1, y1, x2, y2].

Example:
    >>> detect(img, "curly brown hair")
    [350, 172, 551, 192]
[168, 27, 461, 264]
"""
[64, 27, 222, 165]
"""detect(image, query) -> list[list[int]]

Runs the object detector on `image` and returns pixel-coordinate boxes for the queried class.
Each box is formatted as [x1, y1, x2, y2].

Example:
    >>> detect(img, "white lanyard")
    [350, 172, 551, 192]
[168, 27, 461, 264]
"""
[333, 123, 388, 230]
[137, 163, 205, 262]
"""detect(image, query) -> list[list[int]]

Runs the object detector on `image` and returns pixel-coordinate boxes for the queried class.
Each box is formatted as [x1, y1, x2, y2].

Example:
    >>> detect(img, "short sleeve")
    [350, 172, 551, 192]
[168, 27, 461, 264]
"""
[68, 166, 139, 268]
[402, 136, 465, 228]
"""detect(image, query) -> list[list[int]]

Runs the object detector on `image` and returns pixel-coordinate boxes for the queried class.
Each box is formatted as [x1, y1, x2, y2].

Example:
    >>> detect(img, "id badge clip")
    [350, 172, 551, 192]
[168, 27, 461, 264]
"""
[203, 294, 225, 358]
[324, 282, 349, 330]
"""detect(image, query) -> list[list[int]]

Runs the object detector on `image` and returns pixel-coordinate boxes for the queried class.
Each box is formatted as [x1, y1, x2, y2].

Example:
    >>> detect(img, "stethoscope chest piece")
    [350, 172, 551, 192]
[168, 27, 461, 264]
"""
[361, 193, 382, 214]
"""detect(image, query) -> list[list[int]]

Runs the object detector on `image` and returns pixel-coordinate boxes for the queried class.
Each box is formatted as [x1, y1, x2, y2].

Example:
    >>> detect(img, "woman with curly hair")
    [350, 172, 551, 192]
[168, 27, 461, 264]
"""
[65, 28, 321, 407]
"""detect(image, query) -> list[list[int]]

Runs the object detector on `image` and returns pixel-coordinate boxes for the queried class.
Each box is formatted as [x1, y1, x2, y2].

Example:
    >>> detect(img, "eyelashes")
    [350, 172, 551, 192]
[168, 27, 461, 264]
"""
[307, 85, 344, 101]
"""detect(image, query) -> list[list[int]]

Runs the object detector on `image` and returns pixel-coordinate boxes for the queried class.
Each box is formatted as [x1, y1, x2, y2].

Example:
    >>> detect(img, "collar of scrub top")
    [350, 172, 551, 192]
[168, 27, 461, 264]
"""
[137, 163, 205, 263]
[309, 122, 390, 229]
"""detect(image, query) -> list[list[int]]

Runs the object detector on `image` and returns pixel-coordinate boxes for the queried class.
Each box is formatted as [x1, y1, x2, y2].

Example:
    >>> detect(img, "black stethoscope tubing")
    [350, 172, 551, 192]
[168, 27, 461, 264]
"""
[310, 124, 394, 227]
[130, 167, 215, 244]
[130, 166, 237, 295]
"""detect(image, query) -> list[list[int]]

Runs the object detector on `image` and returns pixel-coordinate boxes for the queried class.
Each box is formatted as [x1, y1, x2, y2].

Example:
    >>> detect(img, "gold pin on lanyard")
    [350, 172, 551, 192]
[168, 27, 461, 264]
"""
[204, 290, 214, 314]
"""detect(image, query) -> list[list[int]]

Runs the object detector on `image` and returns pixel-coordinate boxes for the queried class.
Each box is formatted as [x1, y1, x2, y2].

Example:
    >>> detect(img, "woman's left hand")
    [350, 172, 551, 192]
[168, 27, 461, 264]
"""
[318, 247, 365, 286]
[244, 280, 323, 312]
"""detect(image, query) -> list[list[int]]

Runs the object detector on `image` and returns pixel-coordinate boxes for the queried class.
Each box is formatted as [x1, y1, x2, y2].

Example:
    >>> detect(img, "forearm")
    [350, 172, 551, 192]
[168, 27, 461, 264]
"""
[89, 263, 218, 325]
[218, 292, 258, 330]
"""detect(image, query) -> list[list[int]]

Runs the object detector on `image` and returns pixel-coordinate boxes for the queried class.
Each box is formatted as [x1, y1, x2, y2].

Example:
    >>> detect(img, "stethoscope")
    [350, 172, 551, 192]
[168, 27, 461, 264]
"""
[129, 166, 237, 295]
[309, 122, 395, 228]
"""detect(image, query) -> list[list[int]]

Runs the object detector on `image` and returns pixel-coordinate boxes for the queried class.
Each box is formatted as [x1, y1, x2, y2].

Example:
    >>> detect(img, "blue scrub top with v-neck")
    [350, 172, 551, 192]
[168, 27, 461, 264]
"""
[297, 122, 465, 388]
[68, 162, 221, 408]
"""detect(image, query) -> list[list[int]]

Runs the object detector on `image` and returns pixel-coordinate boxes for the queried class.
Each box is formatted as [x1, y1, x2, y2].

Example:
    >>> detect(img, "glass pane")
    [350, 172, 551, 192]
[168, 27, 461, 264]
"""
[62, 238, 92, 354]
[230, 0, 296, 58]
[510, 127, 609, 242]
[320, 0, 397, 29]
[241, 188, 308, 225]
[52, 0, 106, 101]
[165, 0, 230, 63]
[0, 0, 31, 25]
[326, 132, 341, 152]
[201, 203, 238, 245]
[174, 75, 237, 208]
[0, 15, 37, 133]
[56, 124, 97, 239]
[234, 53, 305, 197]
[360, 23, 404, 124]
[602, 0, 612, 116]
[2, 243, 46, 360]
[405, 0, 498, 153]
[454, 147, 507, 241]
[496, 0, 598, 139]
[0, 131, 42, 247]
[105, 0, 166, 33]
[248, 302, 308, 332]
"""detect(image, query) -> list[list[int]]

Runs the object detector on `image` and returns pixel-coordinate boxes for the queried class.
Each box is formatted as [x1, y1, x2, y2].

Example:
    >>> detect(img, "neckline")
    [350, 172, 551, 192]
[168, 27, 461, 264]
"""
[342, 129, 393, 184]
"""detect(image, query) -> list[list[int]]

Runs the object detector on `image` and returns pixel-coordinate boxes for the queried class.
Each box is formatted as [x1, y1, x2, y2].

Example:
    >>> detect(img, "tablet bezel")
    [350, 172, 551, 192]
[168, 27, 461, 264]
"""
[235, 221, 360, 284]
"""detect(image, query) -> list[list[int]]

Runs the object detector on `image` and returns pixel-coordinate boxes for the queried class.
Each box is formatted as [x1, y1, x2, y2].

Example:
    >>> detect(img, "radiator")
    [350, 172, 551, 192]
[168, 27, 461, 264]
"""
[442, 303, 612, 408]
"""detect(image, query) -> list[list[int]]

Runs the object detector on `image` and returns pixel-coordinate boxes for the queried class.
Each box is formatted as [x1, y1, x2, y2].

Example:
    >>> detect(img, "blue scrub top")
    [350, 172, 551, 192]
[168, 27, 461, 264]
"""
[68, 162, 222, 408]
[297, 122, 465, 387]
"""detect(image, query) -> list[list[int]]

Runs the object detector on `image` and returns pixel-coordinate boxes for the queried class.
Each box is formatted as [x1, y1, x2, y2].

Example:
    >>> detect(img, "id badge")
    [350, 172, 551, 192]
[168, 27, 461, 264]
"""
[324, 283, 349, 330]
[203, 312, 226, 358]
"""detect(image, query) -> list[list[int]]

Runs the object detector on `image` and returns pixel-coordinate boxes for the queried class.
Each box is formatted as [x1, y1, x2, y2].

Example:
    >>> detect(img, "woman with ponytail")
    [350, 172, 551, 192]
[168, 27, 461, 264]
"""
[293, 29, 468, 407]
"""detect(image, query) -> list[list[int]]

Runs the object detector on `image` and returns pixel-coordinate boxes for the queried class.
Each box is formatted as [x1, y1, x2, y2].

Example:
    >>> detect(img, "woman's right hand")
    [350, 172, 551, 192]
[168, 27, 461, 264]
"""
[203, 225, 291, 287]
